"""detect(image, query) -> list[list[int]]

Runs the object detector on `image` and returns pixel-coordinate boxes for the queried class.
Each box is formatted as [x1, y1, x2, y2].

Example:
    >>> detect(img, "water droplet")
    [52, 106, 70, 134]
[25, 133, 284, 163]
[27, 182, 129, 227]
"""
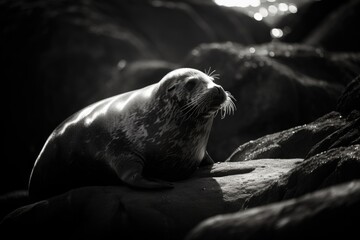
[289, 4, 298, 13]
[270, 28, 283, 38]
[254, 12, 263, 21]
[117, 60, 127, 70]
[259, 7, 269, 18]
[278, 3, 288, 12]
[249, 47, 256, 54]
[268, 5, 278, 15]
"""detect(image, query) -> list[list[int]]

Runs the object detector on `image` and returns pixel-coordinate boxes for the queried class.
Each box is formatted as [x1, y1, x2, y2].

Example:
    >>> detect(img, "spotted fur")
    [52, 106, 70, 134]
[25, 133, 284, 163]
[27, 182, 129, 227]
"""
[28, 68, 235, 199]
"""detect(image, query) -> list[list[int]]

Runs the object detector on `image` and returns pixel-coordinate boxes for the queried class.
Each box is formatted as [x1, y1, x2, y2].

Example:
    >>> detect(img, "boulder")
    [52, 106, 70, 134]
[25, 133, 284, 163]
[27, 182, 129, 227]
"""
[184, 42, 358, 160]
[244, 145, 360, 209]
[307, 111, 360, 157]
[274, 0, 349, 43]
[304, 0, 360, 52]
[227, 75, 360, 162]
[275, 0, 360, 52]
[186, 180, 360, 240]
[226, 112, 346, 162]
[336, 76, 360, 115]
[0, 159, 301, 240]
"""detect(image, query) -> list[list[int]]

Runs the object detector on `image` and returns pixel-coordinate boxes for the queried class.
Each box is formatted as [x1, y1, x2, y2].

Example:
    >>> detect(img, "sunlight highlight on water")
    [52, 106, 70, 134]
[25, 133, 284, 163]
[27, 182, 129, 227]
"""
[213, 0, 309, 39]
[214, 0, 261, 8]
[213, 0, 303, 25]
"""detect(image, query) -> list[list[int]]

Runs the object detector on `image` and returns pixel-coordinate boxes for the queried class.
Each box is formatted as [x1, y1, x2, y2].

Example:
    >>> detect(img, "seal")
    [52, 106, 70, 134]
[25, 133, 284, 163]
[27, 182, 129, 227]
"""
[28, 68, 236, 200]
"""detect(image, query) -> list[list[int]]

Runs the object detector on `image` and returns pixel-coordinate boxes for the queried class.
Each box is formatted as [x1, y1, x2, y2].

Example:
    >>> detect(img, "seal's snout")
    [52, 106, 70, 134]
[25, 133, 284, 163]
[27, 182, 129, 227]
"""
[212, 85, 227, 103]
[205, 85, 227, 112]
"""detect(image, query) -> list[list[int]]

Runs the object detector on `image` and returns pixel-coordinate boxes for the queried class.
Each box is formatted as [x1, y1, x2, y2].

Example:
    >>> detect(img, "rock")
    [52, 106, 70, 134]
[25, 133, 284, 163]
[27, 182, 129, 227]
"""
[244, 145, 360, 209]
[275, 0, 360, 52]
[307, 111, 360, 157]
[226, 112, 346, 162]
[226, 74, 360, 162]
[304, 0, 360, 52]
[275, 0, 351, 44]
[184, 42, 358, 161]
[0, 190, 30, 221]
[336, 76, 360, 115]
[186, 180, 360, 240]
[0, 159, 301, 240]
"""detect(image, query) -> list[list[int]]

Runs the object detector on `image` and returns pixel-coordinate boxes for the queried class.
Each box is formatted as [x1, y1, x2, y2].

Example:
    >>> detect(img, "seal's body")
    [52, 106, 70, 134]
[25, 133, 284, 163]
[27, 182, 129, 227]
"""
[29, 68, 235, 200]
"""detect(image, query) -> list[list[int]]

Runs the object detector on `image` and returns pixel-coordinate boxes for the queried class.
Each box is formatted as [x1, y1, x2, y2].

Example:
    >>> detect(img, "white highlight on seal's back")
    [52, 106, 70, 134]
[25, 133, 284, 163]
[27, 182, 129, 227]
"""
[115, 85, 155, 111]
[84, 97, 118, 126]
[58, 100, 105, 135]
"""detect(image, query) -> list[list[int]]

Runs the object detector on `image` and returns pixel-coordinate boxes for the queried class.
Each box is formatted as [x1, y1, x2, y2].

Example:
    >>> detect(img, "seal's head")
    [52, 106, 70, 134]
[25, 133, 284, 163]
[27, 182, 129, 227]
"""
[158, 68, 236, 122]
[142, 68, 236, 180]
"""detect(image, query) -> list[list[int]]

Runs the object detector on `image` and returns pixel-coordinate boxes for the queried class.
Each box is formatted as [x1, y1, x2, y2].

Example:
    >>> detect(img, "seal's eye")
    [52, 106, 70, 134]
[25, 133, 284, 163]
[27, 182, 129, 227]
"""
[185, 79, 197, 91]
[168, 85, 175, 92]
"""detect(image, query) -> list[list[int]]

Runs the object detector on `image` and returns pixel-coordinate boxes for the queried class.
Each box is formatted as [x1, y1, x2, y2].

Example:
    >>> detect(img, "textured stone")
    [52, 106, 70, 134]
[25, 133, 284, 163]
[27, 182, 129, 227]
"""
[186, 180, 360, 240]
[184, 42, 357, 161]
[244, 145, 360, 209]
[227, 112, 346, 162]
[307, 111, 360, 157]
[0, 159, 301, 240]
[336, 76, 360, 116]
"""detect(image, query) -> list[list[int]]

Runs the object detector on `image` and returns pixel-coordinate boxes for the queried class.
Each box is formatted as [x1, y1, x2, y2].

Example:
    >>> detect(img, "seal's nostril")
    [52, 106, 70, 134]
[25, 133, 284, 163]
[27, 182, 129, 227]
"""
[215, 86, 222, 94]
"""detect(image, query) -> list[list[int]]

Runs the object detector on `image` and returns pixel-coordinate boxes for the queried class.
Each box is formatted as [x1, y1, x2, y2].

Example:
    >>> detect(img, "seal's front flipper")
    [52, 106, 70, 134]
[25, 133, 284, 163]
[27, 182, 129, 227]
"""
[112, 154, 174, 189]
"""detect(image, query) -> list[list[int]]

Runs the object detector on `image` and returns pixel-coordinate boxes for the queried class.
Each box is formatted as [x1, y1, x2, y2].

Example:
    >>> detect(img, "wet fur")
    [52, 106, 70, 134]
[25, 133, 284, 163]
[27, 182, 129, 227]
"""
[29, 68, 235, 199]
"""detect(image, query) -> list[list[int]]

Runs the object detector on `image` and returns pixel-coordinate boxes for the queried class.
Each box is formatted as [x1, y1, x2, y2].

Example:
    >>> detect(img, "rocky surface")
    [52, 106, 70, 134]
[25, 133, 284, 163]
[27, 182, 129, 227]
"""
[307, 111, 359, 157]
[184, 42, 359, 160]
[227, 76, 360, 162]
[336, 76, 360, 115]
[183, 76, 360, 240]
[244, 145, 360, 208]
[186, 180, 360, 240]
[0, 159, 301, 239]
[226, 111, 346, 162]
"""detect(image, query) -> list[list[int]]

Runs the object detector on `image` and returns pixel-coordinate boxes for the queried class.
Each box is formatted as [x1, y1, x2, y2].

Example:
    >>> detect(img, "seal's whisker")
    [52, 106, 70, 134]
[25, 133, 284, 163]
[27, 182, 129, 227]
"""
[194, 96, 209, 117]
[188, 95, 207, 118]
[208, 69, 216, 77]
[218, 91, 237, 119]
[207, 69, 220, 81]
[181, 94, 209, 122]
[205, 67, 214, 77]
[180, 97, 203, 113]
[179, 91, 206, 112]
[211, 74, 220, 80]
[181, 96, 205, 118]
[204, 67, 220, 81]
[181, 104, 198, 118]
[204, 67, 210, 76]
